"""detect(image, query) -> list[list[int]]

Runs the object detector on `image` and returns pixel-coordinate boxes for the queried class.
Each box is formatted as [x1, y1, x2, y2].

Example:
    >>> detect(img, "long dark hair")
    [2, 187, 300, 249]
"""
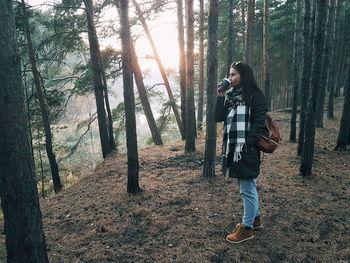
[230, 62, 262, 105]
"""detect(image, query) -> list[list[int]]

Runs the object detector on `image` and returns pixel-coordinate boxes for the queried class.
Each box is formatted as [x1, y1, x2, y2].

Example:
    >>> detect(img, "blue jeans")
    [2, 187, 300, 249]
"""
[238, 179, 260, 228]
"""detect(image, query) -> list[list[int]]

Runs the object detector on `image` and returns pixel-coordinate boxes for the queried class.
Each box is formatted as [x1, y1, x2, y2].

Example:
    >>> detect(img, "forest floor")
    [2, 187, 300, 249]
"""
[1, 97, 350, 263]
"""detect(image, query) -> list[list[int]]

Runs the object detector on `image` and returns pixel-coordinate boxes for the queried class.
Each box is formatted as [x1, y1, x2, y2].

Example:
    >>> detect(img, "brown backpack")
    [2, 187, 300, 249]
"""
[257, 114, 281, 153]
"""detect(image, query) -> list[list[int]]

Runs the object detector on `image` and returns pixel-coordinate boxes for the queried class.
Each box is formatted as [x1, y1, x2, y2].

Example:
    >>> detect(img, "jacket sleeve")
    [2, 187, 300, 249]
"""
[214, 96, 226, 122]
[246, 91, 268, 146]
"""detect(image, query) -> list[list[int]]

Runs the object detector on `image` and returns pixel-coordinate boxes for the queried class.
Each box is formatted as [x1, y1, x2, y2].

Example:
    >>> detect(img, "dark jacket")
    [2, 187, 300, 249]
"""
[215, 90, 268, 179]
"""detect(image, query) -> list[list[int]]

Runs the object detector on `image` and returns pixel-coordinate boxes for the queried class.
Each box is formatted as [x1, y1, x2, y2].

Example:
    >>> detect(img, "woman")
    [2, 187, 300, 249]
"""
[215, 62, 268, 244]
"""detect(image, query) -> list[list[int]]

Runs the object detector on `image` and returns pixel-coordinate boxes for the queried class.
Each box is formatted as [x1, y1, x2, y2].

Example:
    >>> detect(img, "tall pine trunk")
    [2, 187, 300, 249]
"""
[327, 0, 341, 118]
[0, 1, 49, 261]
[203, 0, 219, 177]
[177, 0, 187, 138]
[316, 0, 336, 127]
[333, 4, 346, 98]
[241, 0, 246, 54]
[132, 0, 184, 138]
[335, 58, 350, 151]
[300, 0, 326, 176]
[99, 51, 116, 151]
[197, 0, 205, 131]
[21, 0, 62, 193]
[290, 0, 302, 142]
[226, 0, 234, 74]
[262, 0, 271, 110]
[245, 0, 255, 66]
[185, 0, 196, 153]
[119, 0, 141, 193]
[297, 0, 312, 156]
[84, 0, 112, 158]
[131, 45, 163, 145]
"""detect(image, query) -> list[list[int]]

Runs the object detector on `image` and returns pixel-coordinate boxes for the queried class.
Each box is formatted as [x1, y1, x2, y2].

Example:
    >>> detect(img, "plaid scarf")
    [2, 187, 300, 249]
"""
[222, 88, 250, 162]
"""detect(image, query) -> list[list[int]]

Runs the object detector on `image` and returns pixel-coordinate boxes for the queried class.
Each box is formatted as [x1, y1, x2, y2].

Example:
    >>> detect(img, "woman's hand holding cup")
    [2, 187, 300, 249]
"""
[217, 78, 231, 97]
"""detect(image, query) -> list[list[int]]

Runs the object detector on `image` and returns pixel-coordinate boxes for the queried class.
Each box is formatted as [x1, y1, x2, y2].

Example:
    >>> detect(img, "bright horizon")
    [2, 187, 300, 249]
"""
[27, 0, 181, 70]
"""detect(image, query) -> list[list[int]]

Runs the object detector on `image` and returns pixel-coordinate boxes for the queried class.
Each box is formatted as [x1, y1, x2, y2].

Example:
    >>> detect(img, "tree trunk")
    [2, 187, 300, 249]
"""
[297, 0, 312, 156]
[245, 0, 255, 66]
[131, 45, 163, 145]
[263, 0, 271, 110]
[177, 0, 187, 138]
[241, 0, 246, 54]
[333, 4, 346, 98]
[290, 0, 302, 142]
[24, 75, 36, 171]
[99, 51, 116, 151]
[300, 0, 326, 177]
[203, 0, 219, 178]
[36, 124, 45, 199]
[226, 0, 234, 74]
[0, 1, 49, 261]
[84, 0, 112, 159]
[21, 0, 62, 193]
[119, 0, 141, 193]
[335, 59, 350, 151]
[197, 0, 205, 131]
[185, 0, 196, 153]
[132, 0, 184, 138]
[316, 0, 336, 127]
[327, 0, 342, 118]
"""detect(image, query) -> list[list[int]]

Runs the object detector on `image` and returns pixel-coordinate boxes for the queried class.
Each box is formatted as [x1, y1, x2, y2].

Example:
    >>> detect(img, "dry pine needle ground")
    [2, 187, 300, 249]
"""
[0, 98, 349, 263]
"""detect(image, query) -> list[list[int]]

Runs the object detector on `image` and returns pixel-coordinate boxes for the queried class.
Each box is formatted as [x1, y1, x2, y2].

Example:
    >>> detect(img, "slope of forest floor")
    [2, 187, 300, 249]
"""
[1, 98, 350, 263]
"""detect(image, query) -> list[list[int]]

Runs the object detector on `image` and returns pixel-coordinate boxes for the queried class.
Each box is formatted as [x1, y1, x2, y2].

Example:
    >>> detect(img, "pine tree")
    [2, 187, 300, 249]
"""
[185, 0, 196, 153]
[300, 0, 326, 176]
[177, 0, 187, 138]
[118, 0, 141, 193]
[335, 59, 350, 151]
[297, 0, 312, 156]
[197, 0, 205, 131]
[84, 0, 113, 158]
[21, 0, 62, 192]
[290, 0, 302, 142]
[0, 1, 49, 261]
[203, 0, 219, 177]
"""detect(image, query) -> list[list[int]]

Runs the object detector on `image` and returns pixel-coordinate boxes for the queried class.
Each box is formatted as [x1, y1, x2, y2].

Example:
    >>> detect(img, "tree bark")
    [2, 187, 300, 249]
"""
[316, 0, 336, 127]
[297, 0, 312, 156]
[197, 0, 205, 131]
[99, 50, 116, 151]
[132, 0, 184, 138]
[245, 0, 255, 66]
[300, 0, 326, 177]
[185, 0, 196, 153]
[84, 0, 112, 158]
[0, 1, 49, 261]
[290, 0, 302, 142]
[241, 0, 246, 53]
[333, 4, 346, 98]
[226, 0, 234, 74]
[335, 59, 350, 151]
[177, 0, 187, 138]
[203, 0, 219, 178]
[119, 0, 141, 193]
[262, 0, 271, 110]
[327, 0, 342, 118]
[21, 0, 62, 193]
[131, 45, 163, 145]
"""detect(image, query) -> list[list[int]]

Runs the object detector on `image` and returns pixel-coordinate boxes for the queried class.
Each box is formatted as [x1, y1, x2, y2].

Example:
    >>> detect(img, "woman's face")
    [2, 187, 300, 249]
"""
[229, 67, 241, 87]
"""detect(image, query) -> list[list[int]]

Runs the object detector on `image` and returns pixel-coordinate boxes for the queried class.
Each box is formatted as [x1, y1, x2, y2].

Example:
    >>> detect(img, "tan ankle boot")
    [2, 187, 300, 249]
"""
[235, 217, 263, 231]
[226, 224, 254, 244]
[252, 217, 263, 230]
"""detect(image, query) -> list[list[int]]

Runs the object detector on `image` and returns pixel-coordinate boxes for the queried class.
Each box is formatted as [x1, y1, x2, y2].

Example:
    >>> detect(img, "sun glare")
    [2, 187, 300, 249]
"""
[134, 21, 179, 71]
[28, 0, 180, 72]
